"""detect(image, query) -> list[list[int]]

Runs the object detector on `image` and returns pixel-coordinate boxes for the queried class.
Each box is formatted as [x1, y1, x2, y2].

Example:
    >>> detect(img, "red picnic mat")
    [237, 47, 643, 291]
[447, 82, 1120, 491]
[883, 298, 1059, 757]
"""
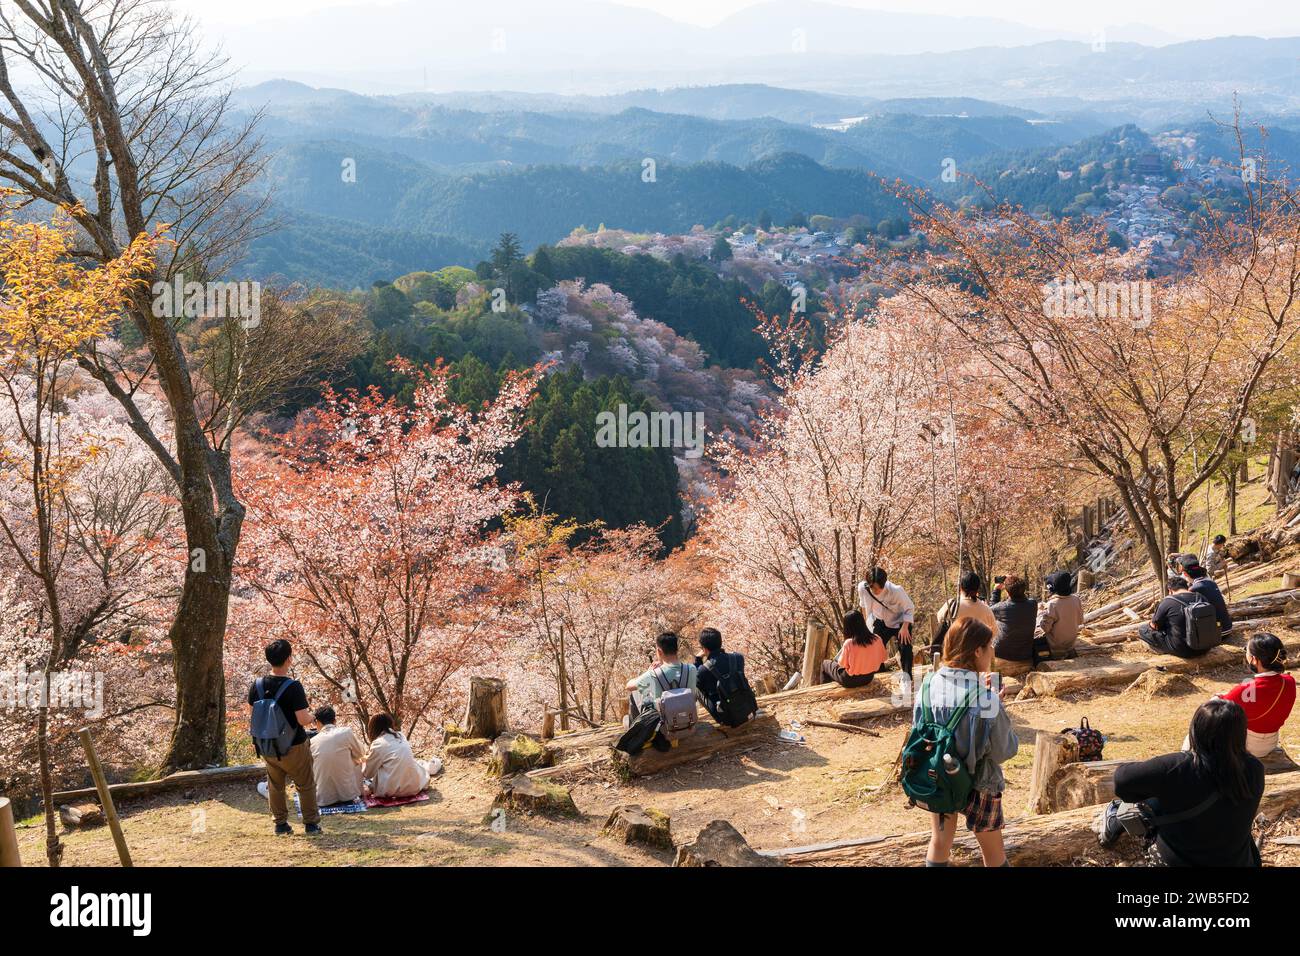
[363, 791, 430, 808]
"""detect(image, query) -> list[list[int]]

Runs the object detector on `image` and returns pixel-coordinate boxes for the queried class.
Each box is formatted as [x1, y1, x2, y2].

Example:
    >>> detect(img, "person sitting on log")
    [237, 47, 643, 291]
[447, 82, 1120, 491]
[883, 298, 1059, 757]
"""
[626, 631, 697, 716]
[990, 575, 1037, 678]
[857, 566, 916, 693]
[693, 627, 758, 727]
[1216, 632, 1296, 759]
[918, 617, 1019, 868]
[1107, 698, 1264, 866]
[1138, 576, 1210, 658]
[1035, 570, 1083, 660]
[363, 714, 430, 799]
[935, 571, 997, 651]
[1178, 554, 1233, 635]
[817, 610, 886, 689]
[310, 706, 366, 807]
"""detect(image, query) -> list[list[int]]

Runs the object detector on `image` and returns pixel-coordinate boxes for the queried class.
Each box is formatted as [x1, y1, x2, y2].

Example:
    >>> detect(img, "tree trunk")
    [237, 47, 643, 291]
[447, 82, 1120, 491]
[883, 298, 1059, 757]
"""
[462, 676, 509, 740]
[800, 620, 830, 689]
[164, 562, 232, 770]
[1228, 468, 1239, 536]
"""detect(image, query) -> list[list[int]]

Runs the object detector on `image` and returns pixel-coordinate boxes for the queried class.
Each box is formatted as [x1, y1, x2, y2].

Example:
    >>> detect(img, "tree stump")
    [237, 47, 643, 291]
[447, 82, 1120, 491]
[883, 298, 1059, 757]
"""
[603, 804, 673, 849]
[1124, 670, 1197, 698]
[445, 737, 492, 759]
[491, 774, 578, 818]
[462, 676, 508, 740]
[1027, 732, 1079, 814]
[59, 802, 105, 829]
[800, 621, 830, 689]
[673, 820, 781, 867]
[490, 732, 554, 777]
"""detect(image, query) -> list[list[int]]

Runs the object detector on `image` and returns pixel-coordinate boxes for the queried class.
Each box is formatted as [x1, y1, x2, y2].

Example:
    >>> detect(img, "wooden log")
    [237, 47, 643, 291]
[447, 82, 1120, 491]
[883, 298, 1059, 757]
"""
[1021, 645, 1239, 698]
[1043, 749, 1300, 814]
[758, 677, 887, 707]
[800, 620, 830, 689]
[0, 796, 20, 867]
[674, 820, 781, 867]
[52, 763, 266, 804]
[782, 771, 1300, 866]
[603, 804, 673, 849]
[462, 676, 508, 740]
[78, 728, 131, 868]
[59, 802, 105, 829]
[1026, 732, 1079, 814]
[444, 737, 491, 759]
[614, 712, 780, 778]
[806, 719, 880, 736]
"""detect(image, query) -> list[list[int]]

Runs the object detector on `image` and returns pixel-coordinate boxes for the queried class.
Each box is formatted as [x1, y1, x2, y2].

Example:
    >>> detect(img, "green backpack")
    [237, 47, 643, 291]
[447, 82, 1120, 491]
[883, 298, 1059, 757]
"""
[900, 674, 977, 814]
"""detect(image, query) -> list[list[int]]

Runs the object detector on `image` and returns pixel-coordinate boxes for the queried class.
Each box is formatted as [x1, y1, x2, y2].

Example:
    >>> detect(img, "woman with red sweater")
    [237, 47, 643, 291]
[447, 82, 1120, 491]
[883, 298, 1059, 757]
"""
[1218, 632, 1296, 758]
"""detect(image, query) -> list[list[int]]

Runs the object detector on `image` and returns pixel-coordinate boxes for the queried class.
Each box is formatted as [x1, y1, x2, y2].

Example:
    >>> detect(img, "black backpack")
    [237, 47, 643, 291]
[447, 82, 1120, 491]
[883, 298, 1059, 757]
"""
[1182, 595, 1221, 651]
[704, 653, 758, 728]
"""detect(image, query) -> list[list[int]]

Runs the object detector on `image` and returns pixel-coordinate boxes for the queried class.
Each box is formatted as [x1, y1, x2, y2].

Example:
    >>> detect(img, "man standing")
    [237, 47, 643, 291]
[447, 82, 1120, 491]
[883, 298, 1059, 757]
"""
[857, 566, 916, 693]
[249, 639, 322, 836]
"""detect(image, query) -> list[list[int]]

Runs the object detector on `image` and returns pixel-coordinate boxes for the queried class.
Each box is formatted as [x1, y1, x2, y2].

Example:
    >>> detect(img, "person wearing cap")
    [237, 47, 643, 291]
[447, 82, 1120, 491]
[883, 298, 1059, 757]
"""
[1035, 571, 1083, 659]
[1179, 553, 1233, 634]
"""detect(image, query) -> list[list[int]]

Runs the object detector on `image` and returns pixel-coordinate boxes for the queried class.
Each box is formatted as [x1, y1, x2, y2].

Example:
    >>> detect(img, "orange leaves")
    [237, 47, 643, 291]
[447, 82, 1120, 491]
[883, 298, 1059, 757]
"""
[0, 208, 159, 368]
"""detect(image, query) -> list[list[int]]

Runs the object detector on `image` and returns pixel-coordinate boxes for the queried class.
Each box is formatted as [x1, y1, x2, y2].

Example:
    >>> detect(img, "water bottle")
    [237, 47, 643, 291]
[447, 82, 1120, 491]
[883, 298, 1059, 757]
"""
[942, 752, 961, 776]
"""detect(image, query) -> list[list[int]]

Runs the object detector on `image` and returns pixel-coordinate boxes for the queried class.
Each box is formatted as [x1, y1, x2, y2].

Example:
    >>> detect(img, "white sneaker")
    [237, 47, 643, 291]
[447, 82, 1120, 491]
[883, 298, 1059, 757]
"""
[897, 673, 914, 705]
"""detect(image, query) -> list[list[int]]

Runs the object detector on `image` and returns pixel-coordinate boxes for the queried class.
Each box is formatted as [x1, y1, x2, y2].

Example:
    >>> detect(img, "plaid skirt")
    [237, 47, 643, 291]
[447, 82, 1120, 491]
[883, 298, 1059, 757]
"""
[963, 789, 1004, 833]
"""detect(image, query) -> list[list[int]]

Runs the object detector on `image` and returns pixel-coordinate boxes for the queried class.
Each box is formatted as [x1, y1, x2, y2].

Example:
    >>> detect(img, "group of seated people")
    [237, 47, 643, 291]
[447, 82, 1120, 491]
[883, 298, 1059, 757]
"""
[623, 628, 758, 730]
[1138, 553, 1234, 657]
[1109, 632, 1296, 867]
[813, 566, 1086, 691]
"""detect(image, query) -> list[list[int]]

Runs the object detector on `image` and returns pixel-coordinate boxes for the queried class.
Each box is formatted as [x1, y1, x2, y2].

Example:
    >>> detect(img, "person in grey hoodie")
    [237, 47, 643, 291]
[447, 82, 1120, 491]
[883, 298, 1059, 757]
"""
[917, 617, 1019, 867]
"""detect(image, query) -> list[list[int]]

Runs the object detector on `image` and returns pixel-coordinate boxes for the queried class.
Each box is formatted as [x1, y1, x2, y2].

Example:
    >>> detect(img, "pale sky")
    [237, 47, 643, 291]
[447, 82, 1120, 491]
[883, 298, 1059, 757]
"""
[172, 0, 1300, 37]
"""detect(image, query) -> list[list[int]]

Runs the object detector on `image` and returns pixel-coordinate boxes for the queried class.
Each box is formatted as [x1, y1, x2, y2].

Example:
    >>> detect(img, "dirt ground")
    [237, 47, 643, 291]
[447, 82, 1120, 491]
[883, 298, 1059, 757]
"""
[20, 626, 1300, 867]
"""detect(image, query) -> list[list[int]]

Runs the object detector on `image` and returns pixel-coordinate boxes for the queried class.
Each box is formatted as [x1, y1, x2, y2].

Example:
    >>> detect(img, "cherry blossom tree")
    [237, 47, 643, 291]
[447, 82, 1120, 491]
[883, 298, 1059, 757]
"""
[239, 361, 538, 741]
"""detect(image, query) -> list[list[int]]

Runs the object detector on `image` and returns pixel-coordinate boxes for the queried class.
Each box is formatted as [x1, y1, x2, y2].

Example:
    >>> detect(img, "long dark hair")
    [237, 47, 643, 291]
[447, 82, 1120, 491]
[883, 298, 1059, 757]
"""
[367, 713, 401, 742]
[1187, 699, 1255, 802]
[843, 609, 877, 646]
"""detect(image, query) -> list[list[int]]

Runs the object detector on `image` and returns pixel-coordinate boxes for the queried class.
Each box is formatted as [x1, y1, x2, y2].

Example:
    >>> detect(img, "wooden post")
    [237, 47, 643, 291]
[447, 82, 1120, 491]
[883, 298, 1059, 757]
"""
[1026, 731, 1079, 815]
[78, 728, 132, 867]
[800, 620, 830, 689]
[0, 796, 20, 867]
[462, 676, 508, 740]
[558, 624, 570, 733]
[541, 707, 555, 740]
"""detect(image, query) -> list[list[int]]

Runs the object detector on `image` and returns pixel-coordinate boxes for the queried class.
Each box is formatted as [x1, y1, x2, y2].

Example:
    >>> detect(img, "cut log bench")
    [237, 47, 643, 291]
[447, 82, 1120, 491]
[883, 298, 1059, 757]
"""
[538, 711, 781, 780]
[51, 764, 266, 804]
[777, 771, 1300, 866]
[1027, 730, 1300, 814]
[1020, 644, 1241, 698]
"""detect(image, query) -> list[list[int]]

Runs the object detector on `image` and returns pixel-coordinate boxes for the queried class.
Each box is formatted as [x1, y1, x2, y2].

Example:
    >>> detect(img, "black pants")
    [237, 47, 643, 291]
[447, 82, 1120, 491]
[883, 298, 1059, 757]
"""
[819, 659, 876, 688]
[874, 622, 912, 678]
[1137, 625, 1203, 660]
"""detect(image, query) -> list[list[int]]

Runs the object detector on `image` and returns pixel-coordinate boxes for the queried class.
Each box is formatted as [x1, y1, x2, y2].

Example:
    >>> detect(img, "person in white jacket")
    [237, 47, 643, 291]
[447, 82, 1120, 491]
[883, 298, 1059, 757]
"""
[857, 566, 916, 693]
[310, 706, 366, 806]
[363, 714, 430, 799]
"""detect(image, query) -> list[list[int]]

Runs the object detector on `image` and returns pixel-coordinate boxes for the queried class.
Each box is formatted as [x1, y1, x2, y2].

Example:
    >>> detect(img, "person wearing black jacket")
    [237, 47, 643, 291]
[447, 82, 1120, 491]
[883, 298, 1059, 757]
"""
[694, 627, 757, 727]
[990, 575, 1038, 676]
[1137, 577, 1205, 658]
[1112, 699, 1264, 866]
[1179, 554, 1233, 634]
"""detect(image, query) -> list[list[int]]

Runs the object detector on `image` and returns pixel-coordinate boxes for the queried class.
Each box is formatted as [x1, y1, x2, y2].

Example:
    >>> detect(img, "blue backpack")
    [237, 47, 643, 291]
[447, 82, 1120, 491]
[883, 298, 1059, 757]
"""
[250, 677, 299, 758]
